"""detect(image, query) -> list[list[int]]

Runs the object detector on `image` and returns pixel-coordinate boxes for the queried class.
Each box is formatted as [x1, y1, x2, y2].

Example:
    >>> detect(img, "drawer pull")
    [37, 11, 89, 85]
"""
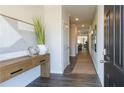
[10, 69, 23, 75]
[40, 60, 46, 63]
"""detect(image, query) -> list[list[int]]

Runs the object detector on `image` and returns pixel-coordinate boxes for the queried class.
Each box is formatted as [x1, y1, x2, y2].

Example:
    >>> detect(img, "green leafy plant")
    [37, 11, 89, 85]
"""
[33, 17, 45, 45]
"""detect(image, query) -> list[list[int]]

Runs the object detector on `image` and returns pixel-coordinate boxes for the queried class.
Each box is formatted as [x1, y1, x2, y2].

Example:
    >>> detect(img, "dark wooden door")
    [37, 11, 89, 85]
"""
[104, 5, 124, 87]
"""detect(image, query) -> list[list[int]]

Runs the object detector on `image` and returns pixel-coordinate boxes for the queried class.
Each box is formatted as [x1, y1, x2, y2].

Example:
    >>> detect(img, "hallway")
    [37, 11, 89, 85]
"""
[27, 51, 101, 87]
[72, 51, 96, 74]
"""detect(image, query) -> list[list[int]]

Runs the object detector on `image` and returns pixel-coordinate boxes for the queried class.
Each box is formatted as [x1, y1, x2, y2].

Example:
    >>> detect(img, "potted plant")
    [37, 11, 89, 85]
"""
[33, 17, 47, 55]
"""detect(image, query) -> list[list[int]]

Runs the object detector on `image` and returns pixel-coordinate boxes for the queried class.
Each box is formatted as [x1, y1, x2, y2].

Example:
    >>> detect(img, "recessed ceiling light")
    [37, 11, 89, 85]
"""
[81, 24, 85, 27]
[75, 18, 79, 21]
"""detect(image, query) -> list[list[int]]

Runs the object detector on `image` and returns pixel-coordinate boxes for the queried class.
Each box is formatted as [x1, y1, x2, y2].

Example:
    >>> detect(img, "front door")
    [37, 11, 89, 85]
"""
[104, 5, 124, 87]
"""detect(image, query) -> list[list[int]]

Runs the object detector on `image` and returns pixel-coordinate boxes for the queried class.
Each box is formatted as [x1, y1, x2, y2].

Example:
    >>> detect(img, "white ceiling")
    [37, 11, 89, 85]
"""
[63, 5, 97, 35]
[63, 5, 96, 25]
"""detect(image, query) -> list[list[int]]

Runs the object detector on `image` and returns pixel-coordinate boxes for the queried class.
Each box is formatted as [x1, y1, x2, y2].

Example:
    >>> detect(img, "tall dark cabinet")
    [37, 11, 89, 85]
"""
[104, 5, 124, 87]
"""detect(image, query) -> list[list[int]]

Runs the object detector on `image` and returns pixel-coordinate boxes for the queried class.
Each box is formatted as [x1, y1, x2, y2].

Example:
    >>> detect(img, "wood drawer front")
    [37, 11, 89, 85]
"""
[0, 59, 32, 83]
[32, 56, 48, 67]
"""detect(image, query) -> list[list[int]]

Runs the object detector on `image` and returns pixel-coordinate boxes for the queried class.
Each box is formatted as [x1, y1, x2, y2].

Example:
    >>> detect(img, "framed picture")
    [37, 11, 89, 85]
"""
[91, 24, 97, 52]
[94, 25, 97, 52]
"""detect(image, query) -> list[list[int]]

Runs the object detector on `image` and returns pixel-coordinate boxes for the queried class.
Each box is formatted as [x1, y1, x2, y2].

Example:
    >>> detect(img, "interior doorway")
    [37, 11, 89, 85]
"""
[77, 35, 88, 52]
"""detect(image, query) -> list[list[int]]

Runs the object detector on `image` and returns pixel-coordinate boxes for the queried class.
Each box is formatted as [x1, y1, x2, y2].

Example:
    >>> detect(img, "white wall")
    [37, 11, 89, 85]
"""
[96, 5, 104, 86]
[0, 5, 44, 87]
[61, 7, 70, 71]
[91, 7, 98, 71]
[44, 6, 70, 74]
[70, 24, 78, 56]
[0, 5, 44, 23]
[44, 5, 63, 74]
[89, 5, 104, 86]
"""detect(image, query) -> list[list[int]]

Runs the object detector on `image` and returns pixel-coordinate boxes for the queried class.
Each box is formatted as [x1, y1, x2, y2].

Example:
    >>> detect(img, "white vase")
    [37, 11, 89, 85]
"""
[37, 44, 48, 55]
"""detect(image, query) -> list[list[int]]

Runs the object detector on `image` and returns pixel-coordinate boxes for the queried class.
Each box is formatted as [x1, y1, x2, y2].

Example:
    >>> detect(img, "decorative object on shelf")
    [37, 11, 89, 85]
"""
[37, 44, 48, 55]
[33, 17, 48, 55]
[28, 46, 40, 56]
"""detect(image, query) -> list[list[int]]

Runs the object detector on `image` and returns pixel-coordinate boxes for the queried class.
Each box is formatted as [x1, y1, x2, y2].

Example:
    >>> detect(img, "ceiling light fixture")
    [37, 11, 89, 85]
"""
[75, 18, 79, 21]
[82, 24, 85, 27]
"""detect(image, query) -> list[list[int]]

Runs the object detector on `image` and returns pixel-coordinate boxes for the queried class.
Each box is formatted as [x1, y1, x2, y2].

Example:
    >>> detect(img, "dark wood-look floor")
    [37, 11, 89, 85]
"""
[27, 50, 102, 87]
[27, 74, 101, 87]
